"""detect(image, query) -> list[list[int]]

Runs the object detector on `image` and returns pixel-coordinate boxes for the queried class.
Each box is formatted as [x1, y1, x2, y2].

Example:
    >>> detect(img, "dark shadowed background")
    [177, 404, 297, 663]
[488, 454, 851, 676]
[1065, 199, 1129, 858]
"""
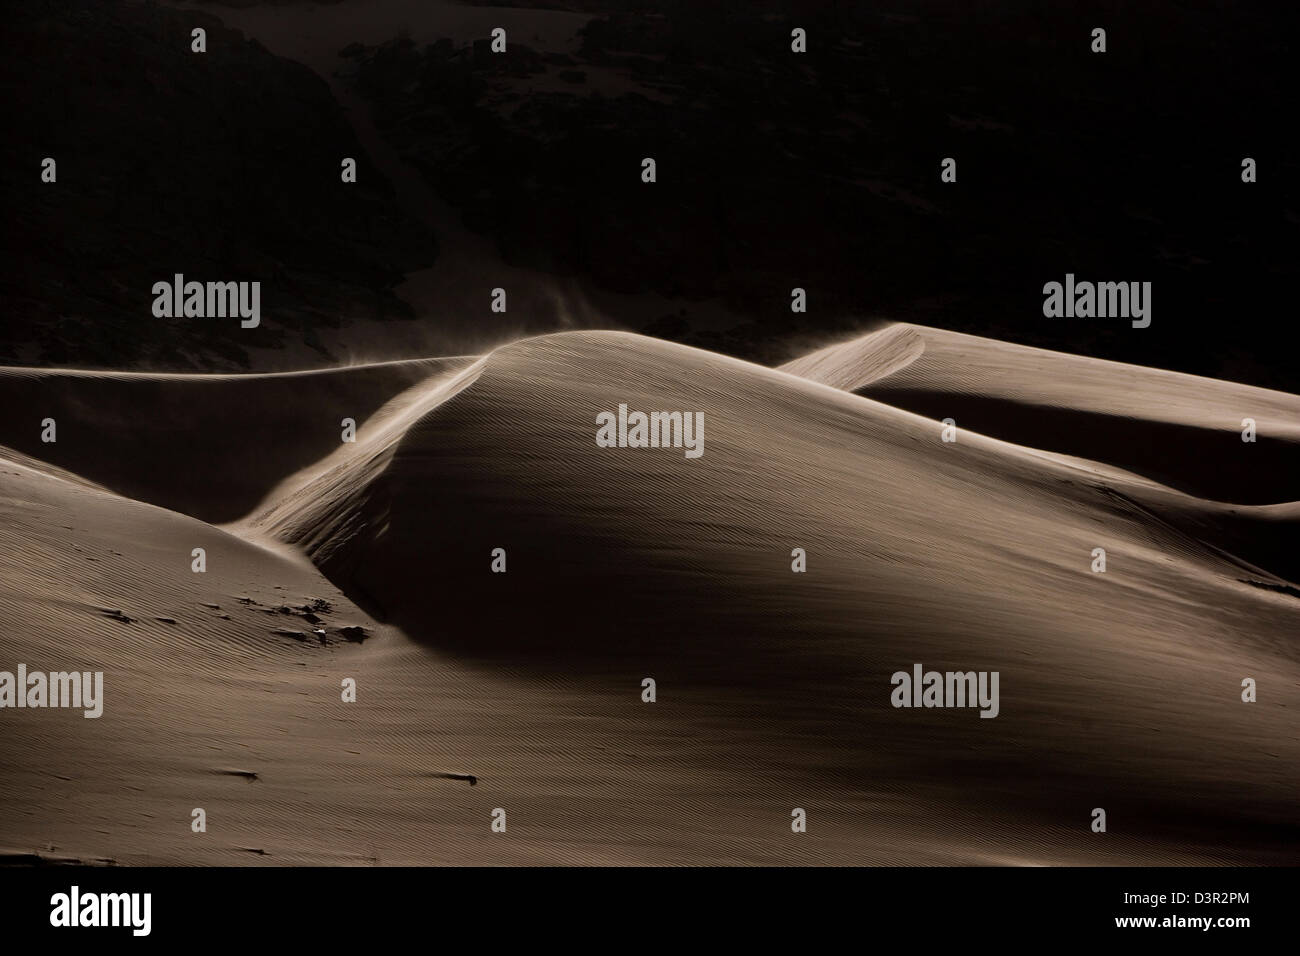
[2, 0, 1296, 388]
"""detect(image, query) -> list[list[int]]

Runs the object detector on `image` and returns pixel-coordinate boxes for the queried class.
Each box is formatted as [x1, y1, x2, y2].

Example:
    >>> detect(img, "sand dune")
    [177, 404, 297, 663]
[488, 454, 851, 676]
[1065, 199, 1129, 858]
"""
[782, 323, 1300, 505]
[783, 323, 1300, 582]
[2, 327, 1297, 865]
[250, 330, 1298, 862]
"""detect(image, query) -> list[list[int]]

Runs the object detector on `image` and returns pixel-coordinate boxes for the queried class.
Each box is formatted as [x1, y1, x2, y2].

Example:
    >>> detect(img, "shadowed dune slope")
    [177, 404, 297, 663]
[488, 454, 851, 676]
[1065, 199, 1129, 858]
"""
[0, 357, 474, 523]
[11, 442, 1240, 867]
[5, 447, 1219, 868]
[781, 323, 1300, 506]
[13, 449, 829, 866]
[249, 330, 1300, 863]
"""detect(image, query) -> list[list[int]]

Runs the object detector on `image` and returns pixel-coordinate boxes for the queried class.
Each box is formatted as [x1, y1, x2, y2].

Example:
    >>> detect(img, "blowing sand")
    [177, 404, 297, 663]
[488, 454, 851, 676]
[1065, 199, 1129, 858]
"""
[2, 326, 1297, 865]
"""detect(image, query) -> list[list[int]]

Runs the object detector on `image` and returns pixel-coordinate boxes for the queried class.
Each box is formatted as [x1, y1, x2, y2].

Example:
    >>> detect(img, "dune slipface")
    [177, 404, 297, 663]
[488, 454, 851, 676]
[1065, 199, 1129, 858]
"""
[245, 329, 1300, 864]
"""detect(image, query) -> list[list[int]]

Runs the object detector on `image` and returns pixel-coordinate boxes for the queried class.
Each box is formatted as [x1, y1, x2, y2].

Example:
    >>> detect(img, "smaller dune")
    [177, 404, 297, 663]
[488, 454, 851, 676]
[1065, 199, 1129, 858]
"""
[782, 323, 1300, 506]
[781, 324, 1300, 583]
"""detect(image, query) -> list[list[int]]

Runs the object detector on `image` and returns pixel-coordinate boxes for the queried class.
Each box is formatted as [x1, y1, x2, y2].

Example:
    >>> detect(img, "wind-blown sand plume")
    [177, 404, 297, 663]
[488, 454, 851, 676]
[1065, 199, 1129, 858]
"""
[243, 357, 487, 550]
[780, 324, 930, 393]
[782, 323, 1300, 505]
[0, 357, 474, 523]
[247, 330, 1299, 863]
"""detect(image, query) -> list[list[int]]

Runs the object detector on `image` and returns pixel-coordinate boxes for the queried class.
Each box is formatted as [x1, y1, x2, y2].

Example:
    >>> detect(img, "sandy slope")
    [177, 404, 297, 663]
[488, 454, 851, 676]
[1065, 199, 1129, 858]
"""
[782, 323, 1300, 505]
[2, 328, 1298, 864]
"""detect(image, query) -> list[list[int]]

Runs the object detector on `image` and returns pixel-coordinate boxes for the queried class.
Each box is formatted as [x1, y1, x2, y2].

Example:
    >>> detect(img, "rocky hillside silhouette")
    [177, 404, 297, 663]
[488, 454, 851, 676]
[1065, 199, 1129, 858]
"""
[343, 1, 1297, 388]
[0, 0, 435, 370]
